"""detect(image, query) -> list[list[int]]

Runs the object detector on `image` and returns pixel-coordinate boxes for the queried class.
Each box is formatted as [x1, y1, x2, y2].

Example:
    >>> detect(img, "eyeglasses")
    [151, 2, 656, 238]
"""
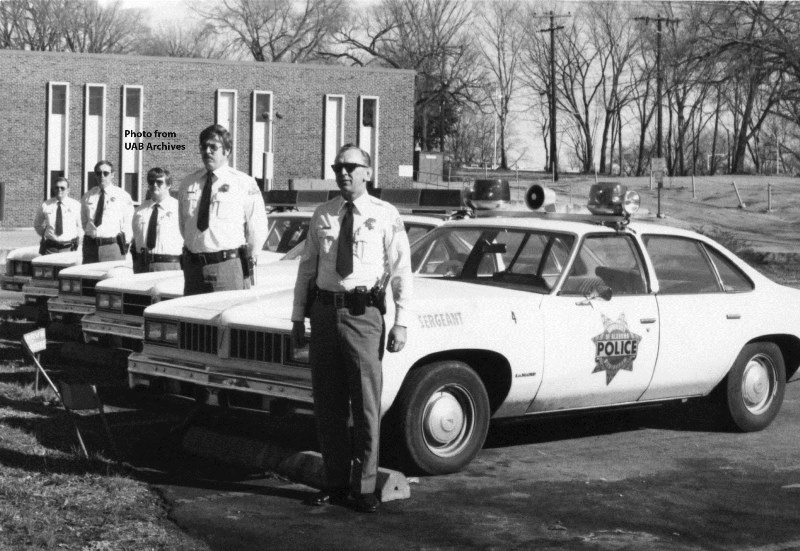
[147, 181, 167, 187]
[95, 170, 111, 177]
[331, 163, 367, 174]
[200, 143, 222, 153]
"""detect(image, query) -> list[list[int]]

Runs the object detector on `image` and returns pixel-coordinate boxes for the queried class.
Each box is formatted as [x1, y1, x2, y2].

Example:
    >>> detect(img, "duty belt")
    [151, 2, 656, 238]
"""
[86, 235, 117, 246]
[140, 251, 181, 263]
[44, 239, 74, 249]
[184, 248, 240, 265]
[317, 289, 379, 309]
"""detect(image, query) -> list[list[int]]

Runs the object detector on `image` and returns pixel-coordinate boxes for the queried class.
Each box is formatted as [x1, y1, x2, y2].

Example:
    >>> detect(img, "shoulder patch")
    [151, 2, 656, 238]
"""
[393, 216, 405, 234]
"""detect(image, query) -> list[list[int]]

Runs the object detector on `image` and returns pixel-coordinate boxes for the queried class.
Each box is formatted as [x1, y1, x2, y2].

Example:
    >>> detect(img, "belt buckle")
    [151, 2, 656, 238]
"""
[333, 293, 346, 308]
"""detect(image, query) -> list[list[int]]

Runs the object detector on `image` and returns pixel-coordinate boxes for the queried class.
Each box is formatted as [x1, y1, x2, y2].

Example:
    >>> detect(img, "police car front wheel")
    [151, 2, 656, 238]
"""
[393, 361, 490, 475]
[722, 342, 785, 432]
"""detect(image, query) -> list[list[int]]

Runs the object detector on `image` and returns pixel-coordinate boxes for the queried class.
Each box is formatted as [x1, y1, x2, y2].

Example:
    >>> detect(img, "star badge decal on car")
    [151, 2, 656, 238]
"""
[591, 313, 642, 384]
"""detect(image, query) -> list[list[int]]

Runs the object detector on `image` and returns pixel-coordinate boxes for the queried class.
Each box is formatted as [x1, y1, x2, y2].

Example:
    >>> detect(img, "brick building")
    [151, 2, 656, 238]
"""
[0, 49, 415, 228]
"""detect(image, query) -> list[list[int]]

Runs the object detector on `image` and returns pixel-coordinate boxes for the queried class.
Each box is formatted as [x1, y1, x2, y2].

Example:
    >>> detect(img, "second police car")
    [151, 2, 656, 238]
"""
[129, 181, 800, 475]
[0, 245, 40, 292]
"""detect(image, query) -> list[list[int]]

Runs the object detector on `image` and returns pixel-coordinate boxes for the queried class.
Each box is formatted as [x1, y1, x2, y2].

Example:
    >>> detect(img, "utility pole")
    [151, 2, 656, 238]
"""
[635, 14, 679, 218]
[537, 11, 569, 182]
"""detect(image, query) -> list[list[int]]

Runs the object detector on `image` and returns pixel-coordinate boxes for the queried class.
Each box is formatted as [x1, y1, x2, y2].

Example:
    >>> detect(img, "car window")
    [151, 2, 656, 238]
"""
[405, 223, 434, 246]
[642, 235, 722, 294]
[562, 234, 647, 296]
[411, 226, 575, 293]
[705, 246, 754, 292]
[265, 219, 309, 253]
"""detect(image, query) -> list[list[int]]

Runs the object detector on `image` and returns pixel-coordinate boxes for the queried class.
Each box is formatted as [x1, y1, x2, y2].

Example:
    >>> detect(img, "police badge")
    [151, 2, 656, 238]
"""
[591, 313, 642, 384]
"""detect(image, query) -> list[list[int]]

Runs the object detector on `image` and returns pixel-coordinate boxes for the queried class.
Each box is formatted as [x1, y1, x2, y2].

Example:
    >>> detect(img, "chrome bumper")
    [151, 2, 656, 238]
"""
[0, 275, 30, 291]
[127, 353, 313, 403]
[82, 313, 144, 340]
[48, 297, 95, 316]
[23, 283, 59, 301]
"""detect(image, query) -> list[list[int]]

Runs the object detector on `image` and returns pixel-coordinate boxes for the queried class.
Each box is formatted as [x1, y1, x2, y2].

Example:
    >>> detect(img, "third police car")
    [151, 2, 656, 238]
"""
[129, 181, 800, 475]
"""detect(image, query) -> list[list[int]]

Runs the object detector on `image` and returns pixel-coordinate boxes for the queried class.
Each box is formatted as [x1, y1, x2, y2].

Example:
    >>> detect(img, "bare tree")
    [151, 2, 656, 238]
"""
[193, 0, 346, 62]
[329, 0, 486, 151]
[139, 22, 227, 59]
[0, 0, 67, 50]
[475, 0, 525, 170]
[61, 0, 147, 54]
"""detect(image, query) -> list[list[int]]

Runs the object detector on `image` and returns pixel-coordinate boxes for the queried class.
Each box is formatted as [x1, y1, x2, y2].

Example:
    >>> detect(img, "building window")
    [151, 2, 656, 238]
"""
[46, 82, 70, 197]
[84, 84, 106, 192]
[251, 91, 273, 190]
[323, 94, 345, 180]
[216, 89, 238, 168]
[359, 96, 379, 187]
[121, 85, 143, 203]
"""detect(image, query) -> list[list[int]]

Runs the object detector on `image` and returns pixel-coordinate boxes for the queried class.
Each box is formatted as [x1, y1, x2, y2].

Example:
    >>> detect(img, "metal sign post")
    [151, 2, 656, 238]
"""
[651, 157, 667, 218]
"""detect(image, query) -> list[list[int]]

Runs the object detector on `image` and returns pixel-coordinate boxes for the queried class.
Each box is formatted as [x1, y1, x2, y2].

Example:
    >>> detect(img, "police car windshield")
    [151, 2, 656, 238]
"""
[264, 217, 310, 254]
[411, 226, 575, 292]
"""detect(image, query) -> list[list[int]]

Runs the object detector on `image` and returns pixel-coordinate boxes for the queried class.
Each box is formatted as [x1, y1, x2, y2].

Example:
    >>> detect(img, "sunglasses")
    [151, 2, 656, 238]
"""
[331, 162, 367, 174]
[95, 170, 111, 177]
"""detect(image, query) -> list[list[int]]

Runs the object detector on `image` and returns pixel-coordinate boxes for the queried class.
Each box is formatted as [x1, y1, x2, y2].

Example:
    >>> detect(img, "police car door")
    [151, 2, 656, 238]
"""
[530, 233, 659, 411]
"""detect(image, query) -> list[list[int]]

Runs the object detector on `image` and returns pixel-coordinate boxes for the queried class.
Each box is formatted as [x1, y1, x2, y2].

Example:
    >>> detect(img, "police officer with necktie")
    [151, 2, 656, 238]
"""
[33, 176, 82, 254]
[131, 168, 182, 273]
[292, 144, 413, 513]
[178, 124, 268, 295]
[80, 160, 134, 263]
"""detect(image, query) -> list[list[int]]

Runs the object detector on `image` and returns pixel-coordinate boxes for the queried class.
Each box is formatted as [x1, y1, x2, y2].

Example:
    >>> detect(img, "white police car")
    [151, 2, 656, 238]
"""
[1, 245, 40, 292]
[81, 189, 459, 347]
[129, 182, 800, 475]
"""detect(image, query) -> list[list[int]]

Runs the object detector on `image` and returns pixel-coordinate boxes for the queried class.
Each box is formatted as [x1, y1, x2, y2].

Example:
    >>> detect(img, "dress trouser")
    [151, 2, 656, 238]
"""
[182, 257, 246, 295]
[309, 300, 385, 495]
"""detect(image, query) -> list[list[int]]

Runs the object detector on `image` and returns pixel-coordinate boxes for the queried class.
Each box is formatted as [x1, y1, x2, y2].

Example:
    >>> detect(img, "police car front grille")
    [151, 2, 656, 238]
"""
[179, 322, 218, 355]
[229, 329, 284, 363]
[81, 279, 98, 297]
[122, 293, 153, 316]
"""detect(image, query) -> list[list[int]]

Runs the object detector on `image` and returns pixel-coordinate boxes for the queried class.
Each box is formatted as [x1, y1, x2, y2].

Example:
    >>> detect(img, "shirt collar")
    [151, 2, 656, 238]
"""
[339, 192, 371, 214]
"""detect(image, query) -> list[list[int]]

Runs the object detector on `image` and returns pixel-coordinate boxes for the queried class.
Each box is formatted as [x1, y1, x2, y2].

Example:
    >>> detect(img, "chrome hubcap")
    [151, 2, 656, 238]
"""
[422, 385, 475, 458]
[741, 354, 776, 415]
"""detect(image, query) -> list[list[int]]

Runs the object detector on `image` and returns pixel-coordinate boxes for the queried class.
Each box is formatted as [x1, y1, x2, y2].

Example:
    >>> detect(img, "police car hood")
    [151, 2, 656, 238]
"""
[58, 258, 133, 279]
[6, 246, 41, 262]
[144, 286, 298, 323]
[152, 276, 185, 299]
[31, 250, 81, 267]
[95, 270, 183, 294]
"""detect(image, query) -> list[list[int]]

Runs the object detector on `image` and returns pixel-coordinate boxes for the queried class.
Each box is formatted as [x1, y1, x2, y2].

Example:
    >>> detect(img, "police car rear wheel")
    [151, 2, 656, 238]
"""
[394, 361, 490, 475]
[723, 342, 785, 432]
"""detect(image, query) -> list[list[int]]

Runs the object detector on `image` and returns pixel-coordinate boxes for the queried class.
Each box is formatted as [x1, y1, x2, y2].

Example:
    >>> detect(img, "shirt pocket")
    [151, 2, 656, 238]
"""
[213, 193, 241, 221]
[318, 228, 337, 255]
[356, 229, 384, 266]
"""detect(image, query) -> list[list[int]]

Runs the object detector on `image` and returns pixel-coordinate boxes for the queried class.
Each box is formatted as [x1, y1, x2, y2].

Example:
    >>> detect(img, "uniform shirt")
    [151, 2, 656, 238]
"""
[80, 184, 134, 241]
[292, 193, 413, 328]
[179, 165, 268, 255]
[131, 195, 183, 255]
[33, 196, 82, 242]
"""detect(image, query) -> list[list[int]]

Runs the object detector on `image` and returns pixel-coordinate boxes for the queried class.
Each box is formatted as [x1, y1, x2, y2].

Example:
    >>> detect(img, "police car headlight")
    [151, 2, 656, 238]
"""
[14, 262, 27, 275]
[42, 267, 54, 279]
[33, 266, 44, 278]
[109, 294, 122, 311]
[96, 293, 111, 310]
[163, 323, 179, 345]
[145, 320, 163, 342]
[60, 278, 79, 294]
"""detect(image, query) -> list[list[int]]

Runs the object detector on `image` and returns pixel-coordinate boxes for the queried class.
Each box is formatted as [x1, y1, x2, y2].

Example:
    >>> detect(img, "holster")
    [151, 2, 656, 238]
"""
[116, 233, 129, 255]
[238, 245, 254, 285]
[370, 286, 387, 315]
[70, 238, 79, 251]
[38, 239, 46, 255]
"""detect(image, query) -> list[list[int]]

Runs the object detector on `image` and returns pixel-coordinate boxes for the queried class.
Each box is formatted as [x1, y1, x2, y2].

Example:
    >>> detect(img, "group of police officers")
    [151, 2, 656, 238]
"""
[32, 124, 411, 513]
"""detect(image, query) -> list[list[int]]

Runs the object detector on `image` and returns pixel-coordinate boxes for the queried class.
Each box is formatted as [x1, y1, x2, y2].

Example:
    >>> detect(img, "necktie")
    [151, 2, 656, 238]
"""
[146, 204, 159, 250]
[336, 201, 354, 278]
[196, 171, 213, 232]
[55, 201, 63, 236]
[93, 187, 105, 226]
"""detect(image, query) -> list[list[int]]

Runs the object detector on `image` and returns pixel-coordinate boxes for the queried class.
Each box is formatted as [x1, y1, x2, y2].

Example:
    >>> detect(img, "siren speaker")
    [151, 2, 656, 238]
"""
[525, 184, 556, 211]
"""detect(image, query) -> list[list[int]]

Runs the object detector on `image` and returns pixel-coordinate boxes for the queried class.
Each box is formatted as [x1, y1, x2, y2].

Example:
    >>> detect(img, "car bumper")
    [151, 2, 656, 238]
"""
[0, 275, 30, 291]
[82, 313, 144, 340]
[48, 297, 95, 316]
[23, 283, 59, 302]
[127, 353, 313, 403]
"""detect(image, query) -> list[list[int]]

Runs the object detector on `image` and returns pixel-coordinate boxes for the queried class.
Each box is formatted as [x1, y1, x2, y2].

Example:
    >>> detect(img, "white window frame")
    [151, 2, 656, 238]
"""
[251, 90, 274, 188]
[46, 81, 70, 198]
[121, 84, 144, 204]
[358, 96, 380, 187]
[323, 94, 345, 180]
[216, 89, 238, 168]
[83, 83, 107, 193]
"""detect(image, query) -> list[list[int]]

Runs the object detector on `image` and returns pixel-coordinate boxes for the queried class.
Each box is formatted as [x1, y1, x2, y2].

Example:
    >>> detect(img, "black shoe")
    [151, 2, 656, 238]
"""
[351, 493, 379, 513]
[304, 489, 348, 507]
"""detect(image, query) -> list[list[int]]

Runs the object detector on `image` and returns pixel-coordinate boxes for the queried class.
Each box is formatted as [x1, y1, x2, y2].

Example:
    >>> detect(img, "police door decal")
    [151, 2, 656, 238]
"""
[592, 313, 641, 384]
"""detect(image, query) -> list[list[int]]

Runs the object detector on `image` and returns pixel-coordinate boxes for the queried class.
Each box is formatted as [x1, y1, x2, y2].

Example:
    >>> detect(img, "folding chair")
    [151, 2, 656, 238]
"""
[21, 328, 119, 460]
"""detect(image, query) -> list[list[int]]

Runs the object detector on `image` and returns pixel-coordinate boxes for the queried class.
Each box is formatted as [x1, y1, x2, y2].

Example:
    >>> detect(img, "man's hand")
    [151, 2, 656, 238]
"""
[386, 325, 407, 353]
[292, 320, 307, 348]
